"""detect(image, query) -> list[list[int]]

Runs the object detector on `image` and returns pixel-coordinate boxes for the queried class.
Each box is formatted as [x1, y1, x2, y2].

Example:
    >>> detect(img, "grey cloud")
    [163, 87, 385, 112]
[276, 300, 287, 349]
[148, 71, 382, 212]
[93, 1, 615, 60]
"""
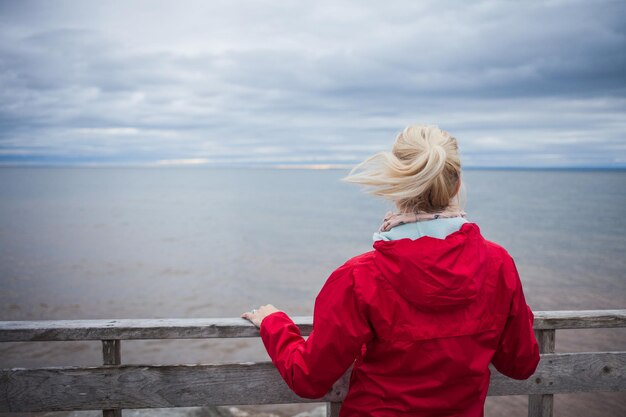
[0, 0, 625, 167]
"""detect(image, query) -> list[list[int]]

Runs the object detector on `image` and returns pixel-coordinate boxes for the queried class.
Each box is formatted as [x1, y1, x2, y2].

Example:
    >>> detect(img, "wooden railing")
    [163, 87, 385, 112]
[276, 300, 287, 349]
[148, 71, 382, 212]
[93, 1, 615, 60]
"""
[0, 310, 625, 417]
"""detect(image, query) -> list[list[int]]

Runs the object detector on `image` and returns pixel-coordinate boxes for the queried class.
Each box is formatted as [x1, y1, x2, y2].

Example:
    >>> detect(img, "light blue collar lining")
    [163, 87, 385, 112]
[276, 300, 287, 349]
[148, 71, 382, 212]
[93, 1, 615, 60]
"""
[373, 217, 469, 242]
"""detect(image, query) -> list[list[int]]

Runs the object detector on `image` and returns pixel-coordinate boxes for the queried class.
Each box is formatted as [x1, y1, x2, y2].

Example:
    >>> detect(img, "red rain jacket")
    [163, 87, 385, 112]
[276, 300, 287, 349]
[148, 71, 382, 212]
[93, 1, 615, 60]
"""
[260, 222, 540, 416]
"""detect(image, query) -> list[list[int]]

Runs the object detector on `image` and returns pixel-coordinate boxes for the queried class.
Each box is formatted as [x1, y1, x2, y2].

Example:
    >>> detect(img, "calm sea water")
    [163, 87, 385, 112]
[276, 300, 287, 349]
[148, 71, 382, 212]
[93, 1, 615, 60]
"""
[1, 167, 625, 416]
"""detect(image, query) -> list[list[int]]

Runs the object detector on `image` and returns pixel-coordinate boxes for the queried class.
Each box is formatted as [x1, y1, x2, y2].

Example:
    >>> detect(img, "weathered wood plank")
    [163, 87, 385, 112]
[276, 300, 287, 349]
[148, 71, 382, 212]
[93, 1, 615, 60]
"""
[326, 402, 342, 417]
[527, 395, 553, 417]
[535, 329, 555, 353]
[102, 340, 121, 365]
[0, 317, 313, 341]
[0, 310, 624, 342]
[102, 340, 122, 417]
[528, 329, 555, 417]
[0, 362, 339, 412]
[488, 352, 625, 396]
[533, 310, 626, 330]
[1, 352, 624, 412]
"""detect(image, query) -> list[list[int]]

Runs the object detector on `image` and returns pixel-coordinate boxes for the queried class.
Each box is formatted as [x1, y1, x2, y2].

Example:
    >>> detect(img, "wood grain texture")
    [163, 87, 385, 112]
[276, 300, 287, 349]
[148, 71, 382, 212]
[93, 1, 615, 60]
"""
[102, 340, 122, 417]
[532, 310, 626, 330]
[102, 340, 121, 365]
[0, 310, 624, 342]
[327, 402, 342, 417]
[527, 394, 553, 417]
[1, 352, 624, 412]
[488, 352, 625, 396]
[0, 362, 345, 412]
[0, 317, 313, 341]
[528, 329, 555, 417]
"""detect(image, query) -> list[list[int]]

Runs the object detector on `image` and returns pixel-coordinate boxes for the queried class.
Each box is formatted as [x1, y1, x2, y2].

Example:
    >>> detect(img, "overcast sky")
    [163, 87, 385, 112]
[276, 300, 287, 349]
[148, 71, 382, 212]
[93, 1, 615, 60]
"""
[0, 0, 624, 168]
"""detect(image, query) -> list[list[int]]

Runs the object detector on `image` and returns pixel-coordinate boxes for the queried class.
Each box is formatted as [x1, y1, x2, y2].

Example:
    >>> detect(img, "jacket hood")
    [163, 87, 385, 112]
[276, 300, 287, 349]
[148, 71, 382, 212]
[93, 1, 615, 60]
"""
[372, 222, 487, 312]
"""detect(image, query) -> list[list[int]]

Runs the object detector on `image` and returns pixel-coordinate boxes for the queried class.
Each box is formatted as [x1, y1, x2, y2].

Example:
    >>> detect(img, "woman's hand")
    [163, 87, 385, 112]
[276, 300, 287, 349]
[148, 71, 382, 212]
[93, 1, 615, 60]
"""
[241, 304, 281, 328]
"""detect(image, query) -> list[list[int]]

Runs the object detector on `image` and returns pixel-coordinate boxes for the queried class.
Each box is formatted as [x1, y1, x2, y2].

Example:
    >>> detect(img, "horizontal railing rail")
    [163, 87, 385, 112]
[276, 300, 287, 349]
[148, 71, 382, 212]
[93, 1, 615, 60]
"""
[2, 353, 624, 409]
[1, 310, 624, 342]
[1, 309, 625, 417]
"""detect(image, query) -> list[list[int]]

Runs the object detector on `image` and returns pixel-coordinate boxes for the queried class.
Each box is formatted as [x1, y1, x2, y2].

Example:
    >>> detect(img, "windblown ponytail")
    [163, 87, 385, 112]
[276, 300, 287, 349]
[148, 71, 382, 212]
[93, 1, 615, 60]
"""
[343, 125, 463, 213]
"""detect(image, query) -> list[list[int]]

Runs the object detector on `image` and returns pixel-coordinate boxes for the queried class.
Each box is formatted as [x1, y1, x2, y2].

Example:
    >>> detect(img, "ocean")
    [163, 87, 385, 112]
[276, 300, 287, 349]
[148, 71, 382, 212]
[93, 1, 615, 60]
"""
[1, 167, 625, 416]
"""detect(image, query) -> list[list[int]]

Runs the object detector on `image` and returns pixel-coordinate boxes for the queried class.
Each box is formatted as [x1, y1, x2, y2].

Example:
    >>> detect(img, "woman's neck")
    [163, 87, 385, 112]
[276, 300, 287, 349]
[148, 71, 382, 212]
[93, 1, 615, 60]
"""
[381, 205, 466, 232]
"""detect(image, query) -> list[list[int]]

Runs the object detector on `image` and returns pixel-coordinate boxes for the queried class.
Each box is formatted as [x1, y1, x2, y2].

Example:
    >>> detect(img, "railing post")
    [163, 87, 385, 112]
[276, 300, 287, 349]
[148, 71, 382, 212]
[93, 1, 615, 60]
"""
[528, 329, 555, 417]
[326, 401, 341, 417]
[102, 339, 122, 417]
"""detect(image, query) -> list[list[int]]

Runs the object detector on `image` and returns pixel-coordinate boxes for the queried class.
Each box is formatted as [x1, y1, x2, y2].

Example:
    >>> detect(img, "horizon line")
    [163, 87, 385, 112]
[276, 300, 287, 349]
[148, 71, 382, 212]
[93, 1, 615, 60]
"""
[0, 162, 625, 171]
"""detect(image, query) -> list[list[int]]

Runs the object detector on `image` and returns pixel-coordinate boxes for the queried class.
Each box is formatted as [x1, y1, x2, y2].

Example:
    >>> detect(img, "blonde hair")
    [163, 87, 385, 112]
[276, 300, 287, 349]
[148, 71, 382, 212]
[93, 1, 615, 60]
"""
[343, 125, 464, 213]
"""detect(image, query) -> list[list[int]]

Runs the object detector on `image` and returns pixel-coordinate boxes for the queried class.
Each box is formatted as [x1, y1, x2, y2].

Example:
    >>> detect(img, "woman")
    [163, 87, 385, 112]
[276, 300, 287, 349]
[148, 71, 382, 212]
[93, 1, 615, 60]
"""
[241, 125, 540, 416]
